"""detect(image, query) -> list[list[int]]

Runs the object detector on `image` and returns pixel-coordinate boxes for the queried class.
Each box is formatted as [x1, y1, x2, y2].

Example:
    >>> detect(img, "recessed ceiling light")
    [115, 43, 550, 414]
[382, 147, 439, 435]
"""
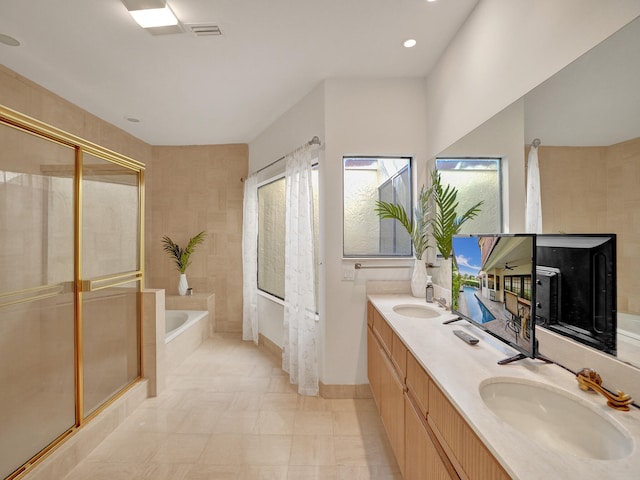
[0, 34, 20, 47]
[404, 39, 417, 48]
[427, 0, 437, 3]
[125, 116, 141, 123]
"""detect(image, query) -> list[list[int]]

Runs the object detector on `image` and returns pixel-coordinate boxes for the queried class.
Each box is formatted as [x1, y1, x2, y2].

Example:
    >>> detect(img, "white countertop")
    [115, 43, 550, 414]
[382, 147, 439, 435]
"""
[368, 294, 640, 480]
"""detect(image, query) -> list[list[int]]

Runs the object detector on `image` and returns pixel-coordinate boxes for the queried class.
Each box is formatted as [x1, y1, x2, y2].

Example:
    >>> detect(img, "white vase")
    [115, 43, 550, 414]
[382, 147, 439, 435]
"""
[411, 259, 428, 298]
[178, 273, 189, 296]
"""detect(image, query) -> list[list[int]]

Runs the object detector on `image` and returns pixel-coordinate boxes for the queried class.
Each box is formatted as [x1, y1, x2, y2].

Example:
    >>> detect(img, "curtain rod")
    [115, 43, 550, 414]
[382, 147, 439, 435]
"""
[241, 136, 321, 182]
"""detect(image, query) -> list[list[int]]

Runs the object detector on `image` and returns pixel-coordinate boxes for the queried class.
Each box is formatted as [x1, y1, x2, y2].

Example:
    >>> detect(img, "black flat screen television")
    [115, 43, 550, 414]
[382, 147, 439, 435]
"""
[536, 234, 616, 355]
[451, 234, 537, 364]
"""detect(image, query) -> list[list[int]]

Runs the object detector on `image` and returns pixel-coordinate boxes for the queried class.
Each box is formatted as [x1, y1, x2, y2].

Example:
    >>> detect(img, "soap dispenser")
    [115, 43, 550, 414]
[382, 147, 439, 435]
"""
[425, 276, 434, 303]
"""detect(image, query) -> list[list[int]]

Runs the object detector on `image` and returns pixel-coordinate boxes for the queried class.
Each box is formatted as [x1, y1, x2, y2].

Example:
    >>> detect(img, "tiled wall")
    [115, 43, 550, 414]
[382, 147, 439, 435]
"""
[149, 145, 248, 332]
[535, 137, 640, 315]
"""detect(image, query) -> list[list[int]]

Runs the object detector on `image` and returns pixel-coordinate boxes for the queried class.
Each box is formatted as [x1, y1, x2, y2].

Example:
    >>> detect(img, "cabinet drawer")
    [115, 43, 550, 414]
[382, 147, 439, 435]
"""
[372, 308, 393, 355]
[406, 351, 429, 418]
[428, 382, 510, 480]
[391, 333, 407, 380]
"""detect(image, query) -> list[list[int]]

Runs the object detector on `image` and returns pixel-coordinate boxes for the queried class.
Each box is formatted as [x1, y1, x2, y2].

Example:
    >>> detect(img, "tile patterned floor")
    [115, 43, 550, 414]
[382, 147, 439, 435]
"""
[62, 334, 401, 480]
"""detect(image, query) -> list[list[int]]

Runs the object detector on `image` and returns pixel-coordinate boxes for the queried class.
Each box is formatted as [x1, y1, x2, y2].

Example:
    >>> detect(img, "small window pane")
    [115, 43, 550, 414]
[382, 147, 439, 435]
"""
[257, 166, 319, 301]
[436, 158, 501, 233]
[343, 157, 412, 257]
[258, 178, 286, 299]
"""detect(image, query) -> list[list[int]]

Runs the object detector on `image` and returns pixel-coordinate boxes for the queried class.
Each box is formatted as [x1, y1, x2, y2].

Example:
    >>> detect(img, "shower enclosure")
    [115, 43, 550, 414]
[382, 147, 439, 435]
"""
[0, 106, 145, 480]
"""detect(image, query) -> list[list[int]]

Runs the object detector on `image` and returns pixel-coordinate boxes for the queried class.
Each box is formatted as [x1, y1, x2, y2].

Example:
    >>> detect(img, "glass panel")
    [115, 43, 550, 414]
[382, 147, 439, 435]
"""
[257, 177, 286, 299]
[81, 154, 141, 417]
[0, 124, 75, 478]
[82, 154, 140, 278]
[343, 157, 412, 257]
[436, 158, 501, 234]
[82, 283, 140, 417]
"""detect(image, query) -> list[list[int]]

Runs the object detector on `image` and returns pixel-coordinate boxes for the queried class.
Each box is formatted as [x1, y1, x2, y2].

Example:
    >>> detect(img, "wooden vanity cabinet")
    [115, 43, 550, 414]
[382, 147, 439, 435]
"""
[367, 302, 511, 480]
[367, 302, 406, 475]
[405, 392, 457, 480]
[428, 382, 511, 480]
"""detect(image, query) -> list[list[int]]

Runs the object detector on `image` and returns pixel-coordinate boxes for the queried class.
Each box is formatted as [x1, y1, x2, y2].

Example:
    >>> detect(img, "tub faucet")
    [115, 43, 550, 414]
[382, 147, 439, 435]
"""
[435, 297, 448, 310]
[576, 368, 632, 411]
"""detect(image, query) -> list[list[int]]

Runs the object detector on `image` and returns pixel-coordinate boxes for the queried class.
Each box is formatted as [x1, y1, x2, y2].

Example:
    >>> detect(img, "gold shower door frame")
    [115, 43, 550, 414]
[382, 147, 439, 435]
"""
[0, 105, 145, 480]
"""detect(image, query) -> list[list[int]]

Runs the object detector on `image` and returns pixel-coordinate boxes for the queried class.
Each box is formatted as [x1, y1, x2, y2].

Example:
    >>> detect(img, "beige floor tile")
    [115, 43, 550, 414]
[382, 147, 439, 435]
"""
[252, 410, 296, 435]
[229, 392, 264, 411]
[244, 435, 293, 465]
[198, 433, 247, 465]
[287, 465, 338, 480]
[289, 435, 336, 466]
[238, 465, 289, 479]
[212, 410, 260, 434]
[293, 411, 334, 435]
[85, 431, 167, 463]
[63, 462, 145, 480]
[118, 406, 188, 433]
[149, 433, 209, 463]
[333, 435, 397, 467]
[331, 410, 385, 436]
[175, 405, 223, 434]
[185, 464, 241, 480]
[260, 392, 300, 411]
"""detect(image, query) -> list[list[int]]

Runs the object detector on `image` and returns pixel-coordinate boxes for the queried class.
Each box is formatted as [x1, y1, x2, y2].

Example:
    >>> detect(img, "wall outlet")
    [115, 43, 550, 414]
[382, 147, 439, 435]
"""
[342, 265, 355, 281]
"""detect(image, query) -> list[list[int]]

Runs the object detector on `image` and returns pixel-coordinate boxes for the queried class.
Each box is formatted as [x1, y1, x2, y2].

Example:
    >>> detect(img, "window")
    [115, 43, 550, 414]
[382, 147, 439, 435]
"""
[435, 158, 501, 233]
[257, 166, 319, 300]
[504, 275, 532, 301]
[343, 156, 412, 257]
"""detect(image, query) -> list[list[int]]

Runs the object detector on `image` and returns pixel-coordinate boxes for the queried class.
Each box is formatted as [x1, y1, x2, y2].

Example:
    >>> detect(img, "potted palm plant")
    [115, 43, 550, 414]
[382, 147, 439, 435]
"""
[429, 169, 483, 260]
[162, 231, 206, 295]
[375, 185, 431, 297]
[375, 169, 483, 297]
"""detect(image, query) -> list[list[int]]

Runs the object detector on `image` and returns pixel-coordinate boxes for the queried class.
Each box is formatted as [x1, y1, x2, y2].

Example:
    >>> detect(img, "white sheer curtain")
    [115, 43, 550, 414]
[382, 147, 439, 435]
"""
[526, 144, 543, 233]
[242, 173, 259, 345]
[283, 144, 318, 396]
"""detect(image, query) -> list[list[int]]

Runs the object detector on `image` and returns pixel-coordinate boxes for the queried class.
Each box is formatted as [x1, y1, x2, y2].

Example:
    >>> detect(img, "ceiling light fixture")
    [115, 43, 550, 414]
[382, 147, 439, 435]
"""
[404, 39, 417, 48]
[121, 0, 183, 35]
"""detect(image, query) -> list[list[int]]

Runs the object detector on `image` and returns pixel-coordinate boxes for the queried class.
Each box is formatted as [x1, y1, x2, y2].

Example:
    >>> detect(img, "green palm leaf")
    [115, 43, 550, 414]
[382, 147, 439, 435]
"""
[431, 170, 483, 259]
[162, 231, 206, 273]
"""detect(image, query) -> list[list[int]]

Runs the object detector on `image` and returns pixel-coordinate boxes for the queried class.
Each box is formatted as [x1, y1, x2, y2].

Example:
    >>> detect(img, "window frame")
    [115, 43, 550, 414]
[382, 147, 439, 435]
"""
[342, 155, 414, 258]
[435, 157, 503, 234]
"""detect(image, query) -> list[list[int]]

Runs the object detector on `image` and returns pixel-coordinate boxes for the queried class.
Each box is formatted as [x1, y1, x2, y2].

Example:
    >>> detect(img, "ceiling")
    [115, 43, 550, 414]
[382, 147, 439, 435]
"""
[0, 0, 479, 146]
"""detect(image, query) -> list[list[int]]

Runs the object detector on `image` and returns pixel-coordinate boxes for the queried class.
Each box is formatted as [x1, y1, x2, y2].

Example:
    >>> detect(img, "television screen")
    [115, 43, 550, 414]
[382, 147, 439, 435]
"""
[536, 234, 616, 355]
[451, 234, 537, 363]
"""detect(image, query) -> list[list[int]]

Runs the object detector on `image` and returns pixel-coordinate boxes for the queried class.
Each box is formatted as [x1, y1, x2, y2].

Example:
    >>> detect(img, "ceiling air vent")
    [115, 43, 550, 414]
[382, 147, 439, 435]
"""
[186, 24, 222, 37]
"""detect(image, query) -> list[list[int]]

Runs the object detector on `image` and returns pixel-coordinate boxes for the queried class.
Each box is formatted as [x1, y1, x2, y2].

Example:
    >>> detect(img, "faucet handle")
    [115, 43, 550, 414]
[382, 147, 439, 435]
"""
[576, 368, 632, 411]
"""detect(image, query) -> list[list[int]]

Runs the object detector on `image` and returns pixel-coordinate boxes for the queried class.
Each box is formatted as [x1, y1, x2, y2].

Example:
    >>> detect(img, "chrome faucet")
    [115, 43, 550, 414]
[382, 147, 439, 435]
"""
[576, 368, 632, 411]
[435, 297, 448, 310]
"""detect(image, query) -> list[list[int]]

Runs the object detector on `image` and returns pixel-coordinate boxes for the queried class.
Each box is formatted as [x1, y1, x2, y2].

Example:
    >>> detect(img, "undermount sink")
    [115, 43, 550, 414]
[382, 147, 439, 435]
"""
[392, 304, 440, 319]
[479, 378, 633, 460]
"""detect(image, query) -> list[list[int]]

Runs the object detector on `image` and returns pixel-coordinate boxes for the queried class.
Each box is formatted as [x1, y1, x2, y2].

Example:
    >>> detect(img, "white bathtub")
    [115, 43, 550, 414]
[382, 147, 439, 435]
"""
[164, 309, 209, 372]
[165, 310, 207, 342]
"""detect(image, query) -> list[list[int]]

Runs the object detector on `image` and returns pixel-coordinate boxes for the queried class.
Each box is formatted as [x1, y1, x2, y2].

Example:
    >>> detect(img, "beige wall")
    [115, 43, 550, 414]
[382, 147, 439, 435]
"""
[535, 137, 640, 315]
[148, 145, 248, 333]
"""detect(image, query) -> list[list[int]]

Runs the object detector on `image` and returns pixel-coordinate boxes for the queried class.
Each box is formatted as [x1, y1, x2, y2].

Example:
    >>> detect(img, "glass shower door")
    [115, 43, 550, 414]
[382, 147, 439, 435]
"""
[80, 153, 142, 417]
[0, 124, 76, 478]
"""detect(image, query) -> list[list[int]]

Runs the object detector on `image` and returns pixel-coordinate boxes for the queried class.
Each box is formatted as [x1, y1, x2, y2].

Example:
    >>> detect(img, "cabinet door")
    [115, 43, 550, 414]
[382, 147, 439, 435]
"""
[429, 382, 511, 480]
[380, 347, 405, 475]
[367, 327, 382, 408]
[405, 395, 457, 480]
[406, 351, 429, 418]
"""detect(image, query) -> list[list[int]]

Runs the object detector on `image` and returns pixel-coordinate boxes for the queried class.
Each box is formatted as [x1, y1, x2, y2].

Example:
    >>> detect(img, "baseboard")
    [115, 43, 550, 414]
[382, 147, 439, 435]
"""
[256, 334, 372, 399]
[319, 382, 373, 399]
[258, 333, 282, 361]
